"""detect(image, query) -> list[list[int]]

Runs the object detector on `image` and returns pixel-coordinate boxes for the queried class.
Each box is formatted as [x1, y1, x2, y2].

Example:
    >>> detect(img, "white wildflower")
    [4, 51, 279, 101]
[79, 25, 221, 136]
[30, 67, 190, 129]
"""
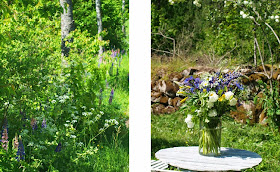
[243, 1, 248, 5]
[242, 13, 248, 19]
[276, 19, 279, 23]
[225, 91, 234, 100]
[59, 99, 65, 103]
[205, 118, 210, 123]
[70, 135, 76, 139]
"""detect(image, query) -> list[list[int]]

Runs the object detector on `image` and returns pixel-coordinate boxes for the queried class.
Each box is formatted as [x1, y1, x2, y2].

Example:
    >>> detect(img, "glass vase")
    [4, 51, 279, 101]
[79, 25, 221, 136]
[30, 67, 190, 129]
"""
[199, 117, 222, 156]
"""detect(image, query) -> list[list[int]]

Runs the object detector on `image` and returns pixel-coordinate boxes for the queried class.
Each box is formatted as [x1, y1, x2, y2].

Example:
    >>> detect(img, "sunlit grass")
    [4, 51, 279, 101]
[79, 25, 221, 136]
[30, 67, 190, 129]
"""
[152, 113, 280, 171]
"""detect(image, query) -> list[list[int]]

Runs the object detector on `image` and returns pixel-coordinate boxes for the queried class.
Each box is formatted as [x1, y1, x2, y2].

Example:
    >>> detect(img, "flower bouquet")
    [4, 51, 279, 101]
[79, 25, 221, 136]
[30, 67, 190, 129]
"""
[176, 72, 243, 156]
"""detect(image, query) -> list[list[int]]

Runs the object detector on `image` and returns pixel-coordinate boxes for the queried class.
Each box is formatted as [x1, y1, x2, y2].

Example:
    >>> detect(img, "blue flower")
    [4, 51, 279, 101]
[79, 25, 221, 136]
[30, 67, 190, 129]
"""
[16, 138, 25, 161]
[109, 88, 114, 104]
[41, 118, 47, 129]
[55, 142, 62, 152]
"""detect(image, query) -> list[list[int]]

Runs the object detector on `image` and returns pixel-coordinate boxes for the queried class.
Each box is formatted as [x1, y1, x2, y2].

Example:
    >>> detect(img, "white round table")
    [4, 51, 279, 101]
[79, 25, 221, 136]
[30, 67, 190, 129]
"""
[155, 146, 262, 171]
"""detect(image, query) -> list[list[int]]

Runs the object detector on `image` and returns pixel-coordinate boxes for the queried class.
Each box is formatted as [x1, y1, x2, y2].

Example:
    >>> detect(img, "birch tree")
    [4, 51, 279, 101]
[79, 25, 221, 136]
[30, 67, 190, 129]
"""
[122, 0, 125, 34]
[96, 0, 103, 56]
[60, 0, 75, 57]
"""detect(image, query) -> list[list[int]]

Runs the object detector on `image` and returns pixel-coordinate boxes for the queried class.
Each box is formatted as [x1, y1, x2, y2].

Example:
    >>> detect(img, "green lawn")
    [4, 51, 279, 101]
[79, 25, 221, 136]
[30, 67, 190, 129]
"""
[152, 112, 280, 171]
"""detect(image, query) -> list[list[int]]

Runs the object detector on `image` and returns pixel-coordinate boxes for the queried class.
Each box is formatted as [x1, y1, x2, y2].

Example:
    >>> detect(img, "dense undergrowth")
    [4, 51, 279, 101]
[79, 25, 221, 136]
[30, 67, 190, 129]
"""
[0, 1, 129, 171]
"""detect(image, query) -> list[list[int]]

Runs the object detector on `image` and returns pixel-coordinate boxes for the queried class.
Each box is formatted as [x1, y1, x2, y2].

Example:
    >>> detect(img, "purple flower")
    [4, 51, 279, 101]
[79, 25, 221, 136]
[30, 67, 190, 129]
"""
[41, 118, 47, 129]
[16, 137, 25, 161]
[1, 128, 8, 151]
[99, 88, 103, 105]
[13, 134, 19, 150]
[55, 142, 62, 152]
[109, 88, 114, 104]
[30, 118, 37, 131]
[98, 56, 103, 68]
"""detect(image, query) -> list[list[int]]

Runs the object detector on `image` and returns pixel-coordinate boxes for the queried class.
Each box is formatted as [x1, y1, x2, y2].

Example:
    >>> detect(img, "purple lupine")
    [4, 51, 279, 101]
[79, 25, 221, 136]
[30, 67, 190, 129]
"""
[16, 137, 25, 161]
[99, 88, 103, 105]
[55, 142, 62, 152]
[30, 118, 38, 130]
[106, 79, 109, 88]
[41, 118, 47, 129]
[98, 55, 103, 68]
[109, 62, 114, 76]
[1, 128, 8, 151]
[13, 134, 19, 150]
[109, 88, 114, 104]
[20, 110, 27, 127]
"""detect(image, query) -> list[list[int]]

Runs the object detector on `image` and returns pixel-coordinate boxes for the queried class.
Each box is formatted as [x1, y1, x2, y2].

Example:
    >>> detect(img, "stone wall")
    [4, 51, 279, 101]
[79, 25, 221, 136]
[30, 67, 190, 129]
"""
[151, 65, 280, 124]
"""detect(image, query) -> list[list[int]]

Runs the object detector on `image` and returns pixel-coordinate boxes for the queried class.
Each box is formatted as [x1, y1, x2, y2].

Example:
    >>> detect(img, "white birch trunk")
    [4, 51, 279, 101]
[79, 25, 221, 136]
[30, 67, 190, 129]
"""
[96, 0, 103, 56]
[122, 0, 125, 34]
[60, 0, 75, 57]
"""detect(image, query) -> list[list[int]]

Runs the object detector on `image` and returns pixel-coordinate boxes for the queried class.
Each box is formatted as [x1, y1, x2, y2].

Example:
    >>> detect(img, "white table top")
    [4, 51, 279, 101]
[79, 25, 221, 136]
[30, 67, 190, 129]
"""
[155, 146, 262, 171]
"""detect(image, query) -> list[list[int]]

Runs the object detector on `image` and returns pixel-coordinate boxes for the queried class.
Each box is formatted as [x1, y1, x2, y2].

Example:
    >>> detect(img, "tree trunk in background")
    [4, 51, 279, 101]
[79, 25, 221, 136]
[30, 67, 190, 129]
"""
[96, 0, 103, 56]
[60, 0, 75, 57]
[253, 24, 257, 68]
[122, 0, 125, 35]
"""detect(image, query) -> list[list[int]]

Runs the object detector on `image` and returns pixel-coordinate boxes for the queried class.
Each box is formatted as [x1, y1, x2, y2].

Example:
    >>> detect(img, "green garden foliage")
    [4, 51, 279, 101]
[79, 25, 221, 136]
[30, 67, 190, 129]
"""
[0, 0, 128, 171]
[152, 0, 280, 63]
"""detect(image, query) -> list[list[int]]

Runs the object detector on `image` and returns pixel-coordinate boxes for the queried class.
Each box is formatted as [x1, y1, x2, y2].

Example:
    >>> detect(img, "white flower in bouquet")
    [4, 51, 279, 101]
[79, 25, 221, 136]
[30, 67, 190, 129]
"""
[195, 109, 201, 114]
[187, 122, 194, 128]
[200, 81, 209, 88]
[208, 109, 217, 117]
[225, 91, 234, 100]
[209, 91, 219, 103]
[185, 114, 194, 128]
[229, 97, 237, 106]
[185, 114, 193, 123]
[208, 102, 214, 108]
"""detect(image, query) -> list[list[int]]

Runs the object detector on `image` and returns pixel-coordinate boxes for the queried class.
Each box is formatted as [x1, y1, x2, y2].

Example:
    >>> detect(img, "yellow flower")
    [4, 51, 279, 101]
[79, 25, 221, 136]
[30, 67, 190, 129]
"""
[180, 97, 188, 103]
[218, 94, 225, 102]
[203, 89, 206, 92]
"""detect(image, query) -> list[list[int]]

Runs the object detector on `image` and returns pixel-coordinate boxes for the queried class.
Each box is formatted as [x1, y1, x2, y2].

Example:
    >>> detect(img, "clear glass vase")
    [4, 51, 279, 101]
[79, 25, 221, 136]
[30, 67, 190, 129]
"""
[199, 117, 222, 156]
